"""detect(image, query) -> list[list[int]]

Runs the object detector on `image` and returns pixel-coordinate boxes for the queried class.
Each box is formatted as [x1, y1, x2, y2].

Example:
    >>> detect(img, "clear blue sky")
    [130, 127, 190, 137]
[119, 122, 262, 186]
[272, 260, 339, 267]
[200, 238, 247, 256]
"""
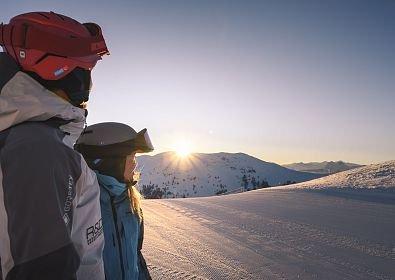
[2, 0, 395, 164]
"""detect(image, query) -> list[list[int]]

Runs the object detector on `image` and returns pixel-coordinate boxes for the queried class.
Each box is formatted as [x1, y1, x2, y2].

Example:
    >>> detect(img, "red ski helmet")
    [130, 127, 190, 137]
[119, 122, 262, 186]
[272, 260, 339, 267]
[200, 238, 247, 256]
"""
[0, 11, 109, 80]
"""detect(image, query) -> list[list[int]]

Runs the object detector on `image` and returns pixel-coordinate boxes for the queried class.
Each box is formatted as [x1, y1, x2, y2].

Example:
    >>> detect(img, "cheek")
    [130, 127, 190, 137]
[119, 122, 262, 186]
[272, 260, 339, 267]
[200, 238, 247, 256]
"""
[125, 159, 136, 172]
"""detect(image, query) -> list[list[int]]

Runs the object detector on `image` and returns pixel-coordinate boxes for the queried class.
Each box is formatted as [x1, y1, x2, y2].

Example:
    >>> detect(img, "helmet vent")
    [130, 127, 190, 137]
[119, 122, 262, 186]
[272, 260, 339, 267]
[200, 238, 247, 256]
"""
[34, 53, 67, 66]
[53, 13, 66, 21]
[37, 13, 50, 19]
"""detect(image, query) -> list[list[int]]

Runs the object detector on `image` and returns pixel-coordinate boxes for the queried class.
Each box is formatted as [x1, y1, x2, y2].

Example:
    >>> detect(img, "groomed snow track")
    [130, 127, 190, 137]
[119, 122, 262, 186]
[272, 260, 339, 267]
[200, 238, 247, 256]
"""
[142, 188, 395, 280]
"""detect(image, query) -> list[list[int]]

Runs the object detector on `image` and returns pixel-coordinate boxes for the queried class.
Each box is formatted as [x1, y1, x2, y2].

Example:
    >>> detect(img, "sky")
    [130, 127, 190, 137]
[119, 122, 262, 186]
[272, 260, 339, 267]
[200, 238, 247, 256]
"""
[1, 0, 395, 164]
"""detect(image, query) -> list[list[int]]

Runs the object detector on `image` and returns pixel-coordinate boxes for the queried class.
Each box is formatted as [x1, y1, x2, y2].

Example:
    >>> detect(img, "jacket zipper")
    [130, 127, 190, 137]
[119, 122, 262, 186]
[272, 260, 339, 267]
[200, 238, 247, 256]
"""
[110, 196, 125, 280]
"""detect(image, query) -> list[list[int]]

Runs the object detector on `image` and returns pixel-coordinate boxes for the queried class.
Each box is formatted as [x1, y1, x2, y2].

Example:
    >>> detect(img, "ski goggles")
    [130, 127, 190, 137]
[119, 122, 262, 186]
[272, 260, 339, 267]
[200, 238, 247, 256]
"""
[133, 128, 154, 153]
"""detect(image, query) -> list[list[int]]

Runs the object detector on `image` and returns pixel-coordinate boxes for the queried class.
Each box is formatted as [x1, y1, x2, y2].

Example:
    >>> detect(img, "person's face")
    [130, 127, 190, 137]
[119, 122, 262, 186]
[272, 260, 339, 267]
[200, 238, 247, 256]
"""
[123, 152, 137, 182]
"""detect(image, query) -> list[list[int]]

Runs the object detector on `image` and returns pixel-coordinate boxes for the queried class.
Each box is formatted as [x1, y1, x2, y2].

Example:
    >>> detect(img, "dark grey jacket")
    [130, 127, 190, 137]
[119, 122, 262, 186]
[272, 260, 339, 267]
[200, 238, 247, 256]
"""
[0, 54, 105, 280]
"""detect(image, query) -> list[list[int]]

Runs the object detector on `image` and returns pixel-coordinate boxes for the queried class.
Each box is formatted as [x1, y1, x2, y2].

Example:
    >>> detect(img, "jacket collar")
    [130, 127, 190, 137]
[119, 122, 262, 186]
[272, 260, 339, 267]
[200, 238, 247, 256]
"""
[96, 172, 128, 197]
[0, 71, 86, 147]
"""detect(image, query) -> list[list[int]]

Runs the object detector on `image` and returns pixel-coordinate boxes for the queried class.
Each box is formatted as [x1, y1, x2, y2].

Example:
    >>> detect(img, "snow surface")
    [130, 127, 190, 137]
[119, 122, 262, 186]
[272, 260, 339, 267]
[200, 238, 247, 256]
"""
[285, 160, 395, 190]
[141, 161, 395, 279]
[137, 152, 320, 197]
[142, 188, 395, 280]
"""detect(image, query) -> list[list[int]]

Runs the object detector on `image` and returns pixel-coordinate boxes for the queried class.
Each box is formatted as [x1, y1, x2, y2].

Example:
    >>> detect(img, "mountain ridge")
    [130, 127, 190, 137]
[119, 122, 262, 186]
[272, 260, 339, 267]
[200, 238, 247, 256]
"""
[137, 151, 321, 198]
[285, 160, 395, 190]
[283, 161, 363, 175]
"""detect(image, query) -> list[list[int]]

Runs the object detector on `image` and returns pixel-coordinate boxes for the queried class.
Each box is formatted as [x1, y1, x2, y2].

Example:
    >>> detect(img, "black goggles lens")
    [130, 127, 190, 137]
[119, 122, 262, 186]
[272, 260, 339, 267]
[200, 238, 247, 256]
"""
[83, 23, 102, 37]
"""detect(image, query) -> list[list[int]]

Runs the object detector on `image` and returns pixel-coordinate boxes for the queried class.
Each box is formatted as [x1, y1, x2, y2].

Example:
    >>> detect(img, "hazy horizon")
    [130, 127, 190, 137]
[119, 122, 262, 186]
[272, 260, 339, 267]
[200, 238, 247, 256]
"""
[2, 1, 394, 165]
[140, 150, 375, 166]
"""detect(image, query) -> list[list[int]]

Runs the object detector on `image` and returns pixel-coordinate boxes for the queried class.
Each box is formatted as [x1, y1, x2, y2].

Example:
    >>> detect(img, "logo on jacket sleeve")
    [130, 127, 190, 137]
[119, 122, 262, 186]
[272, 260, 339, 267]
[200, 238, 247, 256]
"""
[86, 218, 103, 245]
[63, 175, 75, 227]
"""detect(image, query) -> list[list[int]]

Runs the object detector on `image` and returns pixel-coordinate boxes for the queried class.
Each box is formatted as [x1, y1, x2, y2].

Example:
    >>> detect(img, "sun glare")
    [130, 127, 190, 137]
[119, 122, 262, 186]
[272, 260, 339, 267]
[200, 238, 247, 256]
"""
[174, 141, 192, 158]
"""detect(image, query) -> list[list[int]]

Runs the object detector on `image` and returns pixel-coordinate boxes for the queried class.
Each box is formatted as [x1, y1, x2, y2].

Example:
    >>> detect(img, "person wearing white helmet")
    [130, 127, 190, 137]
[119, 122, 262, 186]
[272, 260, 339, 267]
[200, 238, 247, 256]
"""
[0, 12, 109, 280]
[75, 122, 154, 280]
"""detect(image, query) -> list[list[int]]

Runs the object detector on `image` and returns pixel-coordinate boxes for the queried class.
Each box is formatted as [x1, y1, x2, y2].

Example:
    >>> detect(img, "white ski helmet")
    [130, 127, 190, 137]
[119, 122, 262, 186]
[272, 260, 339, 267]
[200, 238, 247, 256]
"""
[75, 122, 154, 158]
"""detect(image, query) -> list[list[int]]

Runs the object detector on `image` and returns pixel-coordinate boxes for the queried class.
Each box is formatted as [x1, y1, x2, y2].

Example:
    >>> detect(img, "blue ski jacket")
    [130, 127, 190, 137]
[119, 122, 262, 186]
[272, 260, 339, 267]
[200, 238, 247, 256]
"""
[96, 172, 151, 280]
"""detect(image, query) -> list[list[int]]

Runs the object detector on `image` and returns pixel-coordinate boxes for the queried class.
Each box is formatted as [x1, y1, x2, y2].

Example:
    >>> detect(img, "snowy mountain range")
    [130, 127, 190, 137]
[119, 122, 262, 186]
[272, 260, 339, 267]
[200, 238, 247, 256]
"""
[136, 152, 321, 198]
[283, 161, 363, 175]
[286, 160, 395, 189]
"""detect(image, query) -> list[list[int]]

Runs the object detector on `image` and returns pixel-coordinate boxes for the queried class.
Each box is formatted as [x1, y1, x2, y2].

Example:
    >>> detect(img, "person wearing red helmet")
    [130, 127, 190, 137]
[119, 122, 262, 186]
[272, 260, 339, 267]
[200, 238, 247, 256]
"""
[0, 12, 109, 280]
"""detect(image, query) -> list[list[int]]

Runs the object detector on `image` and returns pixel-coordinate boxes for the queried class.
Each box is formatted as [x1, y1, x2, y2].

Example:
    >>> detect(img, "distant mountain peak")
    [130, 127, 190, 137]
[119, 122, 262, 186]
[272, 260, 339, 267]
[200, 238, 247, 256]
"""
[283, 161, 363, 175]
[287, 160, 395, 189]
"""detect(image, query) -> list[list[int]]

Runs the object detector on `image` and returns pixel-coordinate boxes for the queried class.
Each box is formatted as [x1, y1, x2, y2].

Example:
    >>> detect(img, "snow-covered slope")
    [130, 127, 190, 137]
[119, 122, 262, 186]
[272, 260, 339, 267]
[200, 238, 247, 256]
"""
[137, 152, 321, 197]
[288, 160, 395, 189]
[141, 161, 395, 279]
[283, 161, 362, 175]
[143, 188, 395, 280]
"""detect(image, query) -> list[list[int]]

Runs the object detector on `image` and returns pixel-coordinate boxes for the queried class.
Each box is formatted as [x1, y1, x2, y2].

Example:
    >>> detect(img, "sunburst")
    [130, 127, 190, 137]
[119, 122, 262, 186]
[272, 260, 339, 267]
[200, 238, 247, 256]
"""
[174, 141, 192, 158]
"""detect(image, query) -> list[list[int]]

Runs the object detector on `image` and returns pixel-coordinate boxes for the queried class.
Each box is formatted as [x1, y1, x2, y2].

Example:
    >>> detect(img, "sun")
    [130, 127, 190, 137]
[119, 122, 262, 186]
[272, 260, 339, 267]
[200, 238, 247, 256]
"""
[174, 141, 192, 158]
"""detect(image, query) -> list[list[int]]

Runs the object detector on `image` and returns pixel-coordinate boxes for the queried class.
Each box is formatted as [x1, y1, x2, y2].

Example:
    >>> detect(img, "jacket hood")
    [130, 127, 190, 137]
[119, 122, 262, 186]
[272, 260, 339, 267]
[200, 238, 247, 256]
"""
[0, 68, 86, 147]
